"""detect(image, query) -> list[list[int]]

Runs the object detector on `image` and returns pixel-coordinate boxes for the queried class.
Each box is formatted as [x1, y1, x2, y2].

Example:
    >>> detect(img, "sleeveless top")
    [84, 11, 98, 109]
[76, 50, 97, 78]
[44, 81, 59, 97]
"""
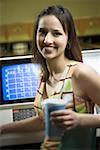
[34, 61, 96, 150]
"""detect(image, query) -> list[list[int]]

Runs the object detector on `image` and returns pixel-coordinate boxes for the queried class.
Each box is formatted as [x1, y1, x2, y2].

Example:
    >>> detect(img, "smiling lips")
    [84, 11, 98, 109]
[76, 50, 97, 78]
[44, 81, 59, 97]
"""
[43, 46, 57, 53]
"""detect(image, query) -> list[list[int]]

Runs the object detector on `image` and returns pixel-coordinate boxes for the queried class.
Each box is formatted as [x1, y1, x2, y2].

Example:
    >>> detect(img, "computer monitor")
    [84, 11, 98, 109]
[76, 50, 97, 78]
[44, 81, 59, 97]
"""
[0, 55, 40, 105]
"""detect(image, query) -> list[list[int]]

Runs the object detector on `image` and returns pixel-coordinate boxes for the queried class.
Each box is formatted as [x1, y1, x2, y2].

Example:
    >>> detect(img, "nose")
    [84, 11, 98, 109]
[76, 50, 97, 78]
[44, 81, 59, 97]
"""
[44, 33, 53, 44]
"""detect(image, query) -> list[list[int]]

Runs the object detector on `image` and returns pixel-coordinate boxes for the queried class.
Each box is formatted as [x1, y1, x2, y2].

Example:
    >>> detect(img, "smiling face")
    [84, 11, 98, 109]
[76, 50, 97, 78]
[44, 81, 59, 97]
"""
[36, 15, 68, 60]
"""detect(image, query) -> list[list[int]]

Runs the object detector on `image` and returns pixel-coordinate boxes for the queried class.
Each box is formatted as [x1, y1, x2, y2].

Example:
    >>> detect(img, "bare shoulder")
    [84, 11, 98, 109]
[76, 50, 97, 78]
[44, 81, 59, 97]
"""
[73, 62, 99, 81]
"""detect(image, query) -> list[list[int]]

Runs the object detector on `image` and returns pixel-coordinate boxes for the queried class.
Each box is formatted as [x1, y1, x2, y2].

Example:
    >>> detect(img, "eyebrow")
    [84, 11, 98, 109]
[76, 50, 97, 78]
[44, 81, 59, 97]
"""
[38, 28, 61, 32]
[38, 28, 46, 32]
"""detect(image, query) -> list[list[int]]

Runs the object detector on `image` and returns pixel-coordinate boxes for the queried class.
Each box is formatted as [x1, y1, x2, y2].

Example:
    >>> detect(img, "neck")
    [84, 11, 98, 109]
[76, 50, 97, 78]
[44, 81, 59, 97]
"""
[46, 57, 70, 74]
[46, 57, 71, 85]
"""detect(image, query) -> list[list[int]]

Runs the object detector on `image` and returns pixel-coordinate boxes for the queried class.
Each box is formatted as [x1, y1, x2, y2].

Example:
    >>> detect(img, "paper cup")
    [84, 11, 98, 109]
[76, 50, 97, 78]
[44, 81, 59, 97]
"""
[43, 98, 66, 140]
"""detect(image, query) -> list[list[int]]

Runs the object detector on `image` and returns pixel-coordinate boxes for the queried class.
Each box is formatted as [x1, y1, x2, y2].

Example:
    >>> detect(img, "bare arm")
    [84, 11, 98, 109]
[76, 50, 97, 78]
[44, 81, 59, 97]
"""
[0, 116, 44, 134]
[78, 113, 100, 128]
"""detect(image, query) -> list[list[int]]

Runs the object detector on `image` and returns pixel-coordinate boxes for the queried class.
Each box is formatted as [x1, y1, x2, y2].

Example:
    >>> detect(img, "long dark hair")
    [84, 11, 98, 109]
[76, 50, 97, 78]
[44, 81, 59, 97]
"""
[32, 5, 82, 81]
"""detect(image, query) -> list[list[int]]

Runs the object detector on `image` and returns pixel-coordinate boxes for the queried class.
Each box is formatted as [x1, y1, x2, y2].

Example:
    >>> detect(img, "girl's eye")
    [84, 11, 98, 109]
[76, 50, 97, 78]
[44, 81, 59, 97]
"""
[40, 31, 47, 36]
[38, 28, 47, 36]
[39, 31, 46, 36]
[53, 32, 62, 37]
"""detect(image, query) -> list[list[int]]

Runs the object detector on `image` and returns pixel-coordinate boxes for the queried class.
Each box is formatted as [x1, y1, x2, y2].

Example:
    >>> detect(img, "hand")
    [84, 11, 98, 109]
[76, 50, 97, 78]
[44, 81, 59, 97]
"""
[41, 136, 60, 150]
[50, 109, 81, 131]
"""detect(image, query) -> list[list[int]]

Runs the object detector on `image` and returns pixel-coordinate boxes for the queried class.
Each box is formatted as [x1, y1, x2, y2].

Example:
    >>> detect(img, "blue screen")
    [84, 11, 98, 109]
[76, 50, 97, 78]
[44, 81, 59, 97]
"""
[2, 63, 40, 101]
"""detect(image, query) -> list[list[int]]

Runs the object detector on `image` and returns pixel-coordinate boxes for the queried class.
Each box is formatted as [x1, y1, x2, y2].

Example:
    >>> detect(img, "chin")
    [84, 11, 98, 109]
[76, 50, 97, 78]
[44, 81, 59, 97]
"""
[45, 55, 56, 60]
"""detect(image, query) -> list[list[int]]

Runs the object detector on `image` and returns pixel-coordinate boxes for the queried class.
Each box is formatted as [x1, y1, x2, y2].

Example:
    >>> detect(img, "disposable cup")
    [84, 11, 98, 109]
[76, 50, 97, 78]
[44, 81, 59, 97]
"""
[43, 98, 66, 140]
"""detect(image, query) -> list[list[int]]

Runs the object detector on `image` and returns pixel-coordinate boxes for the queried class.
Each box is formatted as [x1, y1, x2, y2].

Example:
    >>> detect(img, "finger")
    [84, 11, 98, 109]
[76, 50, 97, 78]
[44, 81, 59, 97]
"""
[51, 119, 73, 129]
[51, 115, 73, 122]
[50, 110, 66, 116]
[51, 109, 73, 116]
